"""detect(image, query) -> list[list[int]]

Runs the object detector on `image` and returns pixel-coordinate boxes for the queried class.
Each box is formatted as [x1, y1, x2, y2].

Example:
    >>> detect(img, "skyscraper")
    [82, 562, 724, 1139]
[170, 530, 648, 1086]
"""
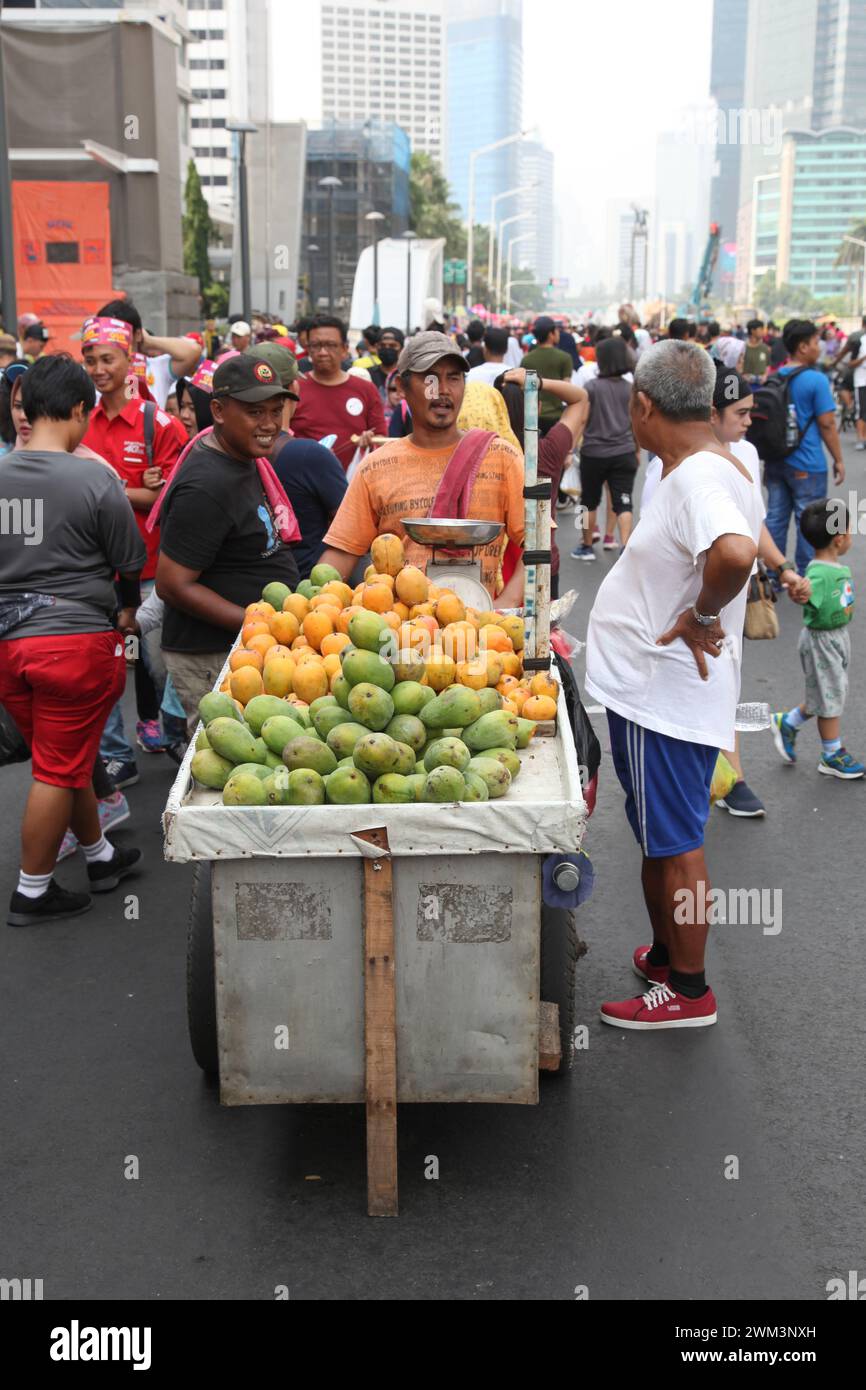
[518, 140, 554, 286]
[319, 0, 446, 167]
[446, 0, 523, 223]
[735, 0, 866, 300]
[708, 0, 748, 291]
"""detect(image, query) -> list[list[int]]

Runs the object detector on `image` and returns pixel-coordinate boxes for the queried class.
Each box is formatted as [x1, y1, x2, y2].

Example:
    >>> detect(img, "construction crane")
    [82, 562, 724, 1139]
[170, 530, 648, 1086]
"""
[688, 222, 721, 318]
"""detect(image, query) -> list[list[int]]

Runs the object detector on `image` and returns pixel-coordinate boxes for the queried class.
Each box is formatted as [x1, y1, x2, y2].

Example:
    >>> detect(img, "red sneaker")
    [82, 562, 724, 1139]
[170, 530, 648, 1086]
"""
[633, 944, 669, 985]
[600, 982, 717, 1030]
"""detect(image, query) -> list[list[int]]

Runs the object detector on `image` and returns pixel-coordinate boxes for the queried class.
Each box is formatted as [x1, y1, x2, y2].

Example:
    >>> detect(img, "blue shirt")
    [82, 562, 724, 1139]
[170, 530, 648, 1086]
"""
[777, 365, 834, 475]
[270, 437, 348, 579]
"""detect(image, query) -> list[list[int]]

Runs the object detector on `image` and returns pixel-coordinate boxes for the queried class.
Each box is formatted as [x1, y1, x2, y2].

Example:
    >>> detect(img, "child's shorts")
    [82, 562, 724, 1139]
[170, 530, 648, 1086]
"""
[799, 626, 850, 718]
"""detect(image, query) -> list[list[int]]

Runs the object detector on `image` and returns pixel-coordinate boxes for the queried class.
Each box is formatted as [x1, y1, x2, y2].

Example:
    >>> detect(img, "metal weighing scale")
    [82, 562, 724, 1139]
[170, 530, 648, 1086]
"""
[399, 517, 504, 610]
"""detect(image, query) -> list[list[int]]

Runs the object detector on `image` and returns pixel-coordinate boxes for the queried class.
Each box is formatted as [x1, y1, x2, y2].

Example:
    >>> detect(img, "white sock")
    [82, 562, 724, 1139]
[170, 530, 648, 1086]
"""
[18, 870, 53, 900]
[80, 834, 114, 865]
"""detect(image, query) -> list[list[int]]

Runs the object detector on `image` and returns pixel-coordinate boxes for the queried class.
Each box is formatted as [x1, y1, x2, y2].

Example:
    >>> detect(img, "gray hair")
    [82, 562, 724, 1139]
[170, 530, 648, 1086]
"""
[633, 340, 716, 420]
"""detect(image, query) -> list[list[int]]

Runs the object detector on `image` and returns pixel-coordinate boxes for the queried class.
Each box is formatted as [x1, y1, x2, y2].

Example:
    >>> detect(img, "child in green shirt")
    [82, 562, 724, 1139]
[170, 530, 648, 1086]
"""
[771, 498, 862, 778]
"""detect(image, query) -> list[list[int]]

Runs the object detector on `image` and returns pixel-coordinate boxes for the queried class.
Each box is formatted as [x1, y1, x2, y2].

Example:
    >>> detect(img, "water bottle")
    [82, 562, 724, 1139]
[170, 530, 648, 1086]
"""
[735, 702, 772, 732]
[785, 404, 799, 450]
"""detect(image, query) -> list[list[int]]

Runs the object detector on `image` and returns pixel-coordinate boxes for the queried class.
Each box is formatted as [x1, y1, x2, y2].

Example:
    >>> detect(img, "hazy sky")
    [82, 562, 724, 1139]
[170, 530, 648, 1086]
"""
[273, 0, 714, 289]
[523, 0, 713, 289]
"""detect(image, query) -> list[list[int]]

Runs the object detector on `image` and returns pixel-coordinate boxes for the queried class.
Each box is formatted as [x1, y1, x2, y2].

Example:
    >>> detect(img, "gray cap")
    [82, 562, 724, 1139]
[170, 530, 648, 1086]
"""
[396, 331, 469, 376]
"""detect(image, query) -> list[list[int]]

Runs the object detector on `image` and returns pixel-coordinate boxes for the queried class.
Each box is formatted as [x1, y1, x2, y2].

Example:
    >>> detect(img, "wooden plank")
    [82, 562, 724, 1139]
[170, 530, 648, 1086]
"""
[534, 719, 557, 739]
[538, 1000, 561, 1071]
[357, 827, 398, 1217]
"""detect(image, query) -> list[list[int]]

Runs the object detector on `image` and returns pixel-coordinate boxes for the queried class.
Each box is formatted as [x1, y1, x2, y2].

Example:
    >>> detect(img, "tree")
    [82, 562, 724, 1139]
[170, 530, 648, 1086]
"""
[409, 152, 495, 305]
[183, 159, 213, 294]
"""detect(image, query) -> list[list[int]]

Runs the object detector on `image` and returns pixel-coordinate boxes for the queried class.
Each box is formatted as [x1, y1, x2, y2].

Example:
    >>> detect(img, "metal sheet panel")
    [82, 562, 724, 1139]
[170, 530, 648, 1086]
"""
[393, 856, 540, 1105]
[212, 855, 541, 1108]
[213, 858, 365, 1105]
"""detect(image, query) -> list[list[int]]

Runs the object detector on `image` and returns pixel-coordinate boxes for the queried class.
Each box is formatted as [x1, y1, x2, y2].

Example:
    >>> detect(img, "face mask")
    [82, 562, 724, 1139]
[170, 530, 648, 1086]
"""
[378, 346, 399, 367]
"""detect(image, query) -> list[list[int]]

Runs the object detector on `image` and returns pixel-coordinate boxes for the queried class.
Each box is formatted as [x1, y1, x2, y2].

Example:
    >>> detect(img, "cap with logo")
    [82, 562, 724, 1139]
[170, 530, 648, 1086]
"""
[244, 342, 299, 390]
[395, 331, 469, 376]
[23, 322, 51, 344]
[212, 354, 288, 402]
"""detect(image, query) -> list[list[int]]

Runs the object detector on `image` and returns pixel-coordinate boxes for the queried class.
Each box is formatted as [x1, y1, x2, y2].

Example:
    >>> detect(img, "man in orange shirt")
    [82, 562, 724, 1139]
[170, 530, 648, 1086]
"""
[318, 332, 526, 603]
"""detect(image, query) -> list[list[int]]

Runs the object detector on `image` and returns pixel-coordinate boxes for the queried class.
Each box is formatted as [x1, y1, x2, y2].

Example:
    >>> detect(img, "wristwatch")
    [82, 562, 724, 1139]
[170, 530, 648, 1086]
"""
[692, 605, 720, 626]
[778, 559, 796, 575]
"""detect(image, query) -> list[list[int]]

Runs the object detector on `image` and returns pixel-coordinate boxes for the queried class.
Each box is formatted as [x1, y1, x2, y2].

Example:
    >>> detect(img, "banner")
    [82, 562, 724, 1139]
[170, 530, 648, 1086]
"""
[12, 181, 113, 357]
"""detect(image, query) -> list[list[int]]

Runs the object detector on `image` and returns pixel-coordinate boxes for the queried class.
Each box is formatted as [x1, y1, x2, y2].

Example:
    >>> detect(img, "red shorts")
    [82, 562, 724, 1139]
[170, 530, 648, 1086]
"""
[0, 630, 127, 788]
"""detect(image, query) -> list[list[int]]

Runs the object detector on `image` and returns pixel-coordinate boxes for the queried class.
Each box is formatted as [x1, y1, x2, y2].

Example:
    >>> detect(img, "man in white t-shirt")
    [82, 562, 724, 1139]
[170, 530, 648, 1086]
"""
[586, 341, 762, 1031]
[466, 326, 509, 386]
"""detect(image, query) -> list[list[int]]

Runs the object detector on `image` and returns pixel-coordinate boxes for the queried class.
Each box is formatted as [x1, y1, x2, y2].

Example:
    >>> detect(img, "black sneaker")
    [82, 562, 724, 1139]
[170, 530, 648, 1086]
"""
[8, 879, 92, 928]
[87, 845, 143, 894]
[717, 780, 766, 817]
[105, 758, 140, 789]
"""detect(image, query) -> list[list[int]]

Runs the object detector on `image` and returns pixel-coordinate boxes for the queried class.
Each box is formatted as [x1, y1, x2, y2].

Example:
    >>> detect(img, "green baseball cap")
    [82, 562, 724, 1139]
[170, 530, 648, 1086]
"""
[245, 342, 299, 390]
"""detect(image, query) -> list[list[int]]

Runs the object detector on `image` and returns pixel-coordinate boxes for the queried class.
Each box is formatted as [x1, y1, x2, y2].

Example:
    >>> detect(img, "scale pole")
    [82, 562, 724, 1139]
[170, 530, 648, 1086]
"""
[522, 369, 540, 661]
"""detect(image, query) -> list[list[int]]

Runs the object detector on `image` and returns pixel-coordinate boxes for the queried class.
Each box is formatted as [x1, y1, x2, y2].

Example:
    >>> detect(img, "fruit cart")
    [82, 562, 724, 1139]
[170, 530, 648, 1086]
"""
[161, 372, 591, 1215]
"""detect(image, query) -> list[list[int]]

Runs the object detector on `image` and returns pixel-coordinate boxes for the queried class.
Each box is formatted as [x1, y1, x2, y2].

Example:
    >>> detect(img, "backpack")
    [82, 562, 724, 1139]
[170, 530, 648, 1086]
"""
[746, 365, 812, 462]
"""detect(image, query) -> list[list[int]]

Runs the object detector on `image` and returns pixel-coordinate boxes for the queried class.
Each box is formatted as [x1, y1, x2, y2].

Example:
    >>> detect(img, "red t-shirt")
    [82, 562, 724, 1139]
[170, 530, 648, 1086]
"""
[83, 398, 186, 578]
[290, 374, 386, 470]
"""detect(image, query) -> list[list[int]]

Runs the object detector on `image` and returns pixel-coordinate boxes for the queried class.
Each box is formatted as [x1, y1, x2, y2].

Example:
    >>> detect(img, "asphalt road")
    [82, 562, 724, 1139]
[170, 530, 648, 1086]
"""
[1, 433, 863, 1301]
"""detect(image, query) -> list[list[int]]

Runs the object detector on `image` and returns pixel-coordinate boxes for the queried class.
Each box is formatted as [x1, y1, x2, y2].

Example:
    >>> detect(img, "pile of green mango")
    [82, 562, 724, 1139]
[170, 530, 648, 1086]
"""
[188, 627, 536, 808]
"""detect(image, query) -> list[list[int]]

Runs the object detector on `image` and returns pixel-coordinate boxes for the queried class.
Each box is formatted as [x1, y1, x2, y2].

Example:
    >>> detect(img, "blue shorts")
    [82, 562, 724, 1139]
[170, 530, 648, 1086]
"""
[607, 711, 717, 858]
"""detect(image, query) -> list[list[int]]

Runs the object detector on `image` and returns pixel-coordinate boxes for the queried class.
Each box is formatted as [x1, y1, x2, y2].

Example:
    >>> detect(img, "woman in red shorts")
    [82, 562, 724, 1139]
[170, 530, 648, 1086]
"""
[0, 355, 145, 926]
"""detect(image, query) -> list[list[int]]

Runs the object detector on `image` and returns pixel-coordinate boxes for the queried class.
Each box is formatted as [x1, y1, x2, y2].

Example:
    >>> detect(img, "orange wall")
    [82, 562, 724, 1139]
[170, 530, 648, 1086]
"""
[12, 181, 113, 358]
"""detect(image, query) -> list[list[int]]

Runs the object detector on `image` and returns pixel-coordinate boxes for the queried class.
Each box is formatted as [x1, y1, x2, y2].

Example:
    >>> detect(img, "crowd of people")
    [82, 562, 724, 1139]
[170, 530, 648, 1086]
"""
[0, 295, 860, 960]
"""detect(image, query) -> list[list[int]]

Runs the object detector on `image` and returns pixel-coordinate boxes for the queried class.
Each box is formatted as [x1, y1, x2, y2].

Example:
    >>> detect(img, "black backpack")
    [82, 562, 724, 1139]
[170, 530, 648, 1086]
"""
[746, 365, 811, 462]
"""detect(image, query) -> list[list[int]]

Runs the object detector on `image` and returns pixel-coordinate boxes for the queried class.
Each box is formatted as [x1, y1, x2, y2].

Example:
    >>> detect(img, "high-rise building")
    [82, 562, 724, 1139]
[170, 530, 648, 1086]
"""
[605, 200, 649, 300]
[446, 0, 523, 223]
[651, 112, 713, 305]
[318, 0, 446, 167]
[735, 0, 866, 300]
[302, 122, 411, 316]
[188, 0, 279, 224]
[708, 0, 748, 291]
[747, 128, 866, 301]
[517, 140, 554, 286]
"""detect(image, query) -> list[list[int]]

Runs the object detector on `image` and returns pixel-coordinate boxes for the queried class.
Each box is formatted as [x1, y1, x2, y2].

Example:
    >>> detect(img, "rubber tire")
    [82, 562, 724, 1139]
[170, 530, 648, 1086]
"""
[540, 904, 586, 1076]
[187, 862, 219, 1078]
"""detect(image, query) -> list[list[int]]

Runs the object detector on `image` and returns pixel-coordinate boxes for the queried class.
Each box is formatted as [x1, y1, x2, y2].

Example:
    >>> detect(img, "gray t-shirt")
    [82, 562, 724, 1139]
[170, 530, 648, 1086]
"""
[582, 376, 636, 458]
[0, 449, 146, 638]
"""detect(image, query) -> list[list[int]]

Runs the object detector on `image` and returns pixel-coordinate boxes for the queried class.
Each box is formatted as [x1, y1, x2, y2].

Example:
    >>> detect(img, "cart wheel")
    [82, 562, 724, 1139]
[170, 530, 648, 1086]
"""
[540, 904, 587, 1076]
[187, 862, 218, 1078]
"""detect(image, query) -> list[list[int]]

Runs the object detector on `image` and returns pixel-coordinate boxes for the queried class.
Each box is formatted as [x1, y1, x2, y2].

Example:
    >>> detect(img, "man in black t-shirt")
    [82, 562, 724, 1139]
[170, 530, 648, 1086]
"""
[156, 355, 299, 729]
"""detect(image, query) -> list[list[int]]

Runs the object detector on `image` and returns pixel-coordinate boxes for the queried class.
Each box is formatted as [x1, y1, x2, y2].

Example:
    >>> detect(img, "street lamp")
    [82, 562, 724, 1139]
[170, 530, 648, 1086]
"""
[467, 127, 534, 305]
[226, 118, 259, 324]
[496, 212, 530, 313]
[505, 232, 534, 314]
[318, 175, 343, 313]
[487, 181, 539, 304]
[365, 210, 386, 326]
[402, 229, 416, 336]
[307, 243, 320, 314]
[843, 235, 866, 314]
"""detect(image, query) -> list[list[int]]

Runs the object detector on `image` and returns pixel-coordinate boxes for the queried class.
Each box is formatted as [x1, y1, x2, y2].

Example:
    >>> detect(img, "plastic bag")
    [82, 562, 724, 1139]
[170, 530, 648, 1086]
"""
[552, 649, 601, 816]
[709, 752, 738, 804]
[561, 461, 580, 496]
[0, 702, 29, 767]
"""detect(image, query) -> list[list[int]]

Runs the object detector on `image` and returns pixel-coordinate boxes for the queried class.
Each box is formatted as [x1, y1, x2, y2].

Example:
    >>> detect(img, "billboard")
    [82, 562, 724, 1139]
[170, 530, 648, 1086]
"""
[12, 181, 113, 357]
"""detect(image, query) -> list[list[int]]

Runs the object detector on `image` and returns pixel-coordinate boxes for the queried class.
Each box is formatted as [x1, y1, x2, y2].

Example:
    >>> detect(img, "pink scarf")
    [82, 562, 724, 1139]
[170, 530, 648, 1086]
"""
[145, 426, 300, 543]
[429, 429, 496, 519]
